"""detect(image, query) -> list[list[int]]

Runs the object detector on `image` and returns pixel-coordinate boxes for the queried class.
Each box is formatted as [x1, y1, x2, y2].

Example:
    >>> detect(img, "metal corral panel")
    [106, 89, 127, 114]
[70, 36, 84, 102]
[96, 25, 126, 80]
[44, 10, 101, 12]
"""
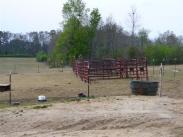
[73, 57, 149, 82]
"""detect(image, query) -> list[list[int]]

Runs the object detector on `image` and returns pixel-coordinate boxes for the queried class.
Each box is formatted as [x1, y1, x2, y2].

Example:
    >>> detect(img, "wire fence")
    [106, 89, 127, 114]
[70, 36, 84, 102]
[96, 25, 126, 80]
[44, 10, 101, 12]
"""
[148, 58, 182, 66]
[148, 64, 183, 79]
[0, 59, 72, 75]
[1, 58, 183, 104]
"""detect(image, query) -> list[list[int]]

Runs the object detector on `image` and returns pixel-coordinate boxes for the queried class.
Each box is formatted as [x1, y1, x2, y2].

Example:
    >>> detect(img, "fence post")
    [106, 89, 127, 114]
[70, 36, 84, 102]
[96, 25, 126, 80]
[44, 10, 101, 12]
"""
[174, 58, 176, 77]
[38, 63, 40, 73]
[174, 65, 176, 77]
[153, 59, 154, 75]
[87, 63, 90, 99]
[13, 64, 16, 74]
[9, 71, 12, 105]
[162, 59, 165, 76]
[159, 63, 162, 97]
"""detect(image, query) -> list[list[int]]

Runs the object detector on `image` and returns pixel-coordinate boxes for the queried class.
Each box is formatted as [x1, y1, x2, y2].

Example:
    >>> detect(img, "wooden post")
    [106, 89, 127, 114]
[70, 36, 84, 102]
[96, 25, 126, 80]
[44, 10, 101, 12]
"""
[9, 71, 12, 105]
[159, 63, 162, 97]
[87, 63, 90, 99]
[13, 64, 16, 74]
[174, 65, 176, 77]
[38, 63, 40, 73]
[162, 59, 165, 76]
[61, 61, 64, 72]
[88, 75, 90, 98]
[61, 64, 63, 72]
[153, 59, 154, 75]
[174, 58, 176, 77]
[88, 62, 90, 99]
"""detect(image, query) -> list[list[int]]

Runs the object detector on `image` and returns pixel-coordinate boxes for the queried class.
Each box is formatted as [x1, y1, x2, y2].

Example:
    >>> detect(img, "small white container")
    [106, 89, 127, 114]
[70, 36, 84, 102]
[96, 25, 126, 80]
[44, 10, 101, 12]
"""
[38, 96, 46, 101]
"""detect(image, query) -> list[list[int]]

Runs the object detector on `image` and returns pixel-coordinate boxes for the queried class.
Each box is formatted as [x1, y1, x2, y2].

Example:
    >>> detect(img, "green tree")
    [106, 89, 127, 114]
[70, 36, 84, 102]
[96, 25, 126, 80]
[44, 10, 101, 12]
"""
[62, 0, 89, 25]
[89, 8, 101, 58]
[138, 28, 150, 52]
[169, 45, 183, 64]
[70, 26, 90, 59]
[55, 0, 101, 61]
[50, 50, 57, 67]
[128, 45, 137, 58]
[55, 0, 89, 61]
[90, 8, 101, 30]
[56, 53, 63, 67]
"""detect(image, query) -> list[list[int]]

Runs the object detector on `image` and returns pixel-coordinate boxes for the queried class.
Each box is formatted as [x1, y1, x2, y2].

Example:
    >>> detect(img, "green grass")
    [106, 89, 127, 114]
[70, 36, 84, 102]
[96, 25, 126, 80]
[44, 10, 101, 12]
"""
[0, 57, 49, 74]
[90, 95, 95, 98]
[0, 99, 79, 109]
[0, 104, 12, 109]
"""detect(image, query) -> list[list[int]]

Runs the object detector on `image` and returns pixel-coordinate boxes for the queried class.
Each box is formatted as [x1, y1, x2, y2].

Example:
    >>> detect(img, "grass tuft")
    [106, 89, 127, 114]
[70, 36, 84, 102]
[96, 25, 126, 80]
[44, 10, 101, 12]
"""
[33, 104, 52, 109]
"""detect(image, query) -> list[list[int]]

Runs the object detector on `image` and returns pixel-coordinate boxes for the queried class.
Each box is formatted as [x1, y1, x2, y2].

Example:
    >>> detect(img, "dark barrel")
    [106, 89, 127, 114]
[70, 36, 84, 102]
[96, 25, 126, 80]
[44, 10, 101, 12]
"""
[130, 81, 159, 96]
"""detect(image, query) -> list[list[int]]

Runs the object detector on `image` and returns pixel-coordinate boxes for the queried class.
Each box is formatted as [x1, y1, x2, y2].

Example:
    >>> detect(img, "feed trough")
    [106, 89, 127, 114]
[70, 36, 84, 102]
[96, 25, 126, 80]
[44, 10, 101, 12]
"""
[130, 81, 159, 96]
[0, 84, 11, 92]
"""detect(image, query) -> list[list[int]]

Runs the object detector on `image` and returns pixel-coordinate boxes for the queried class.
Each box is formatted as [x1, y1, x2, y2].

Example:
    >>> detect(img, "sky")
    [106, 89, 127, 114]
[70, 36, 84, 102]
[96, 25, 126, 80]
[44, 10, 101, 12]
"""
[0, 0, 183, 39]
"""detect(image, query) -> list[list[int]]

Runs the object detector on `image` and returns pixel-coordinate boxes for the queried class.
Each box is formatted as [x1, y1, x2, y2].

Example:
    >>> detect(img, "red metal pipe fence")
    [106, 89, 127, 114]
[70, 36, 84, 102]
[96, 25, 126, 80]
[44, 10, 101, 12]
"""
[72, 57, 149, 82]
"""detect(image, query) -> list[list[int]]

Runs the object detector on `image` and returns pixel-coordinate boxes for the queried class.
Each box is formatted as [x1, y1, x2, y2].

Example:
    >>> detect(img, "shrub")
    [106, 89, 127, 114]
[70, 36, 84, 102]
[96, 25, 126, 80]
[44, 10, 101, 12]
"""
[36, 51, 48, 62]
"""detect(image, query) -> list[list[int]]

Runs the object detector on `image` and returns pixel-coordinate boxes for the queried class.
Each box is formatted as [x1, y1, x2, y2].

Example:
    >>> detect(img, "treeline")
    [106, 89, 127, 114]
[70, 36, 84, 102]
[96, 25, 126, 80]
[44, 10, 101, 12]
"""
[52, 22, 183, 65]
[0, 31, 53, 56]
[145, 43, 183, 65]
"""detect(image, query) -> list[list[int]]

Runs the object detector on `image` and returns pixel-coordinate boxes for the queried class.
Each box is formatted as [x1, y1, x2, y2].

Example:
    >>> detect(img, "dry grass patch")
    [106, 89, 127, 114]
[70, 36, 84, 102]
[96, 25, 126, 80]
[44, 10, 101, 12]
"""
[1, 58, 183, 103]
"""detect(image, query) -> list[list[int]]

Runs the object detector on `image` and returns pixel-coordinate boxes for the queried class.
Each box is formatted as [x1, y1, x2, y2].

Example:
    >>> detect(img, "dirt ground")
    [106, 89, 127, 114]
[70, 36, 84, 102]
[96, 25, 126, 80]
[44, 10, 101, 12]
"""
[1, 64, 183, 137]
[1, 95, 183, 137]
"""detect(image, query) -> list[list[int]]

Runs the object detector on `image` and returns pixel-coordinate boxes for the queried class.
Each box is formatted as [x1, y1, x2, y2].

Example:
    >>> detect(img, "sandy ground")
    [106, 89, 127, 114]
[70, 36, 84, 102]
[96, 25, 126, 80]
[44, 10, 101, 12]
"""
[1, 95, 183, 137]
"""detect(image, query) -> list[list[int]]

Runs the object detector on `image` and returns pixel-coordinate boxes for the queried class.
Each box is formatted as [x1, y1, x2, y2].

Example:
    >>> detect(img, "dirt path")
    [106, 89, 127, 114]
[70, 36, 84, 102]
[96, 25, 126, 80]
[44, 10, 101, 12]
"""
[1, 95, 183, 137]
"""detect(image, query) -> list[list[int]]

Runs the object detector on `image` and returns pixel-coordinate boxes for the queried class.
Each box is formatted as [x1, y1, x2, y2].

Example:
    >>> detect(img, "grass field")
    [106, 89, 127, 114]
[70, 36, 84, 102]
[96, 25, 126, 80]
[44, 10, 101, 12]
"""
[0, 57, 50, 74]
[0, 58, 183, 104]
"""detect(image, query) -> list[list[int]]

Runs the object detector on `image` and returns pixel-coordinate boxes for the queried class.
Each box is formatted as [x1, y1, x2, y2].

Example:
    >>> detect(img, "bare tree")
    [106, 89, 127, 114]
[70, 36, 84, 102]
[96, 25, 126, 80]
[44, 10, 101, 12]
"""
[125, 5, 141, 46]
[48, 30, 60, 56]
[93, 15, 131, 59]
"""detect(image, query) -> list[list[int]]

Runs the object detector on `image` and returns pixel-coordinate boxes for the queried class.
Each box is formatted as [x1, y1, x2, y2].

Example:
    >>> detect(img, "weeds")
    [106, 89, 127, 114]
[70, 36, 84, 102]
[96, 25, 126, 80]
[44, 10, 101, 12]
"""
[33, 104, 52, 109]
[116, 98, 122, 100]
[90, 95, 95, 99]
[12, 110, 23, 114]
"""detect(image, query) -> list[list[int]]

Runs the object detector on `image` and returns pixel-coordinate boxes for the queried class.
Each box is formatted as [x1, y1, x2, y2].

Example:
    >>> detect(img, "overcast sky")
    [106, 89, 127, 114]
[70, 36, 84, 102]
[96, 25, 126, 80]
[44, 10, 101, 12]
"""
[0, 0, 183, 39]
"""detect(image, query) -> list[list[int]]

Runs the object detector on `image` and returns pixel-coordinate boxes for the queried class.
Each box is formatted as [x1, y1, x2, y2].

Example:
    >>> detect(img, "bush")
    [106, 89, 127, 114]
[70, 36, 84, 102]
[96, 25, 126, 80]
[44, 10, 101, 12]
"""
[41, 55, 48, 62]
[36, 51, 48, 62]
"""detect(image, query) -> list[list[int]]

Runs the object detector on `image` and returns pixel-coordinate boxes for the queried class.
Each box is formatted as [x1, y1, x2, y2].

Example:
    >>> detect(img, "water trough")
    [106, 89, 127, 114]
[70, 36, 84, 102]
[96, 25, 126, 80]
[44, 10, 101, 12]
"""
[130, 81, 159, 96]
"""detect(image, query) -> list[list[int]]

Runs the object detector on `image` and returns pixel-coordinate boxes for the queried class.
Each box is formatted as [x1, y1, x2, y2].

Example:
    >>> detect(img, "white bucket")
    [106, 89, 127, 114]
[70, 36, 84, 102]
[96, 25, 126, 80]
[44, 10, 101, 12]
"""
[38, 96, 46, 100]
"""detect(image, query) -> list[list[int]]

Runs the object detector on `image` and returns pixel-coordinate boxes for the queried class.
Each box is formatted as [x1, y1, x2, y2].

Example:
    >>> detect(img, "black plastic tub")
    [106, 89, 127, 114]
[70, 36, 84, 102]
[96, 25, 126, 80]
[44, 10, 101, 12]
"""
[130, 81, 159, 96]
